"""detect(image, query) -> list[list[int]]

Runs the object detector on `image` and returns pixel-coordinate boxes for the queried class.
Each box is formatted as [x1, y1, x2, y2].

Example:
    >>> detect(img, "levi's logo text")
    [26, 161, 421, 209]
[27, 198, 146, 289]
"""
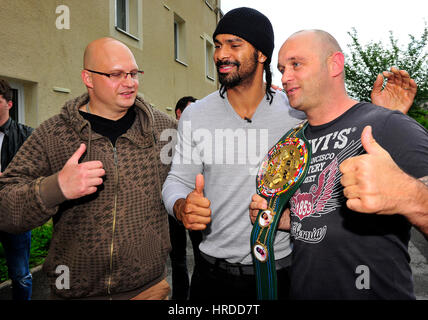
[290, 127, 363, 244]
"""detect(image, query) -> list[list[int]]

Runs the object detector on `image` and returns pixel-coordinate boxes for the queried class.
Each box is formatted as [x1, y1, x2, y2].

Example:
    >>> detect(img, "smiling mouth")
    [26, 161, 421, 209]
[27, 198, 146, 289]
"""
[287, 87, 299, 95]
[218, 65, 237, 73]
[216, 60, 240, 74]
[119, 91, 135, 97]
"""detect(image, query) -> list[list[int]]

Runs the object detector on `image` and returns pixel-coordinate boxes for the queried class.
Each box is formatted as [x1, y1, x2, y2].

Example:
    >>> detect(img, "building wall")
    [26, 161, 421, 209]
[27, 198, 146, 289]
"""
[0, 0, 220, 127]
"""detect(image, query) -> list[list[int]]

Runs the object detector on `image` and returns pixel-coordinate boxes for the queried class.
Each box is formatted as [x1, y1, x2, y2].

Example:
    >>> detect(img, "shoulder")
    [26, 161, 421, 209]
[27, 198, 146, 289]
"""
[182, 91, 222, 117]
[340, 102, 402, 135]
[41, 113, 68, 129]
[356, 103, 428, 177]
[134, 95, 177, 131]
[151, 106, 177, 130]
[352, 102, 401, 120]
[178, 91, 227, 129]
[355, 102, 426, 136]
[270, 90, 306, 120]
[28, 114, 68, 142]
[16, 123, 34, 136]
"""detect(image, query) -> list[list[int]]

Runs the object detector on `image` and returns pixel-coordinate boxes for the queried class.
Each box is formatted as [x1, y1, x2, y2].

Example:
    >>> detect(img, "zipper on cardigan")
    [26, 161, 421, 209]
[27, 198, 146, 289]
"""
[107, 145, 119, 298]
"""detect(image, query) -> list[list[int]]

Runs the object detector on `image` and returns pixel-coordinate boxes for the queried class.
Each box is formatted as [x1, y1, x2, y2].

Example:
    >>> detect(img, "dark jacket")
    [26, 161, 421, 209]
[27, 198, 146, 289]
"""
[0, 93, 177, 299]
[0, 117, 33, 171]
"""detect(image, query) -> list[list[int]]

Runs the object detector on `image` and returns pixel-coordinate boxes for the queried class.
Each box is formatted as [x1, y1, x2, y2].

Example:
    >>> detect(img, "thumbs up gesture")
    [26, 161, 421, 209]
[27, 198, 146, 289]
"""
[173, 174, 211, 230]
[58, 144, 105, 200]
[339, 125, 408, 214]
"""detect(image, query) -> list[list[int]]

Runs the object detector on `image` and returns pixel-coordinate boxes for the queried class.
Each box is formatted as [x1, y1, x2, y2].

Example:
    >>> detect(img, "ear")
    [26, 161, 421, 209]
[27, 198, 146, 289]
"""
[258, 51, 267, 64]
[6, 100, 13, 110]
[329, 51, 345, 78]
[81, 70, 94, 89]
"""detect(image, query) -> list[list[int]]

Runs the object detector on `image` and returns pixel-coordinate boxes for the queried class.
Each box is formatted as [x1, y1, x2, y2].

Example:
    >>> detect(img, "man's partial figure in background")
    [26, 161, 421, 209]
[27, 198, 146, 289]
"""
[0, 79, 33, 300]
[175, 96, 196, 120]
[169, 95, 202, 300]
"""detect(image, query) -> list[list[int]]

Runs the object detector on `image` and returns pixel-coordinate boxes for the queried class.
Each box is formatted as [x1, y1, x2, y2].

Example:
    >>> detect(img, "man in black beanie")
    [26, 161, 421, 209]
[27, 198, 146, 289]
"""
[162, 7, 416, 300]
[213, 7, 276, 103]
[163, 7, 298, 300]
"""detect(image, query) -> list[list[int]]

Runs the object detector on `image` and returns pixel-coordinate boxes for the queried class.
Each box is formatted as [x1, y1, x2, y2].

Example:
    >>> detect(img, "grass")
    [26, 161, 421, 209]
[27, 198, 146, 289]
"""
[0, 221, 53, 283]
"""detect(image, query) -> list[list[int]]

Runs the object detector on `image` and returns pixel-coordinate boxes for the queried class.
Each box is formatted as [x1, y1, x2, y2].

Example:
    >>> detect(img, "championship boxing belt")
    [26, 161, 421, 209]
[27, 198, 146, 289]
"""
[250, 121, 311, 300]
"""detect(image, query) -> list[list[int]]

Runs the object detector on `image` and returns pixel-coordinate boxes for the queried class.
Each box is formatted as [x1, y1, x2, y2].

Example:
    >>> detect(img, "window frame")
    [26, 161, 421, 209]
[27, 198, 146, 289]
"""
[204, 0, 215, 10]
[204, 37, 215, 81]
[6, 80, 25, 124]
[174, 14, 187, 66]
[115, 0, 140, 41]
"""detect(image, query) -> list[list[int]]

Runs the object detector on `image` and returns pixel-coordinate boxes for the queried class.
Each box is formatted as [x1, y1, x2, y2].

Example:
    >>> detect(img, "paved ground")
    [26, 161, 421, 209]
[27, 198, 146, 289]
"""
[0, 228, 427, 300]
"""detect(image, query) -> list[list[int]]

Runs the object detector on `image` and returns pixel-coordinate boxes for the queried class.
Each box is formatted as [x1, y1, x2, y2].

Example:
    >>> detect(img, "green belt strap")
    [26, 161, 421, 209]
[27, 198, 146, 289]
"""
[250, 121, 311, 300]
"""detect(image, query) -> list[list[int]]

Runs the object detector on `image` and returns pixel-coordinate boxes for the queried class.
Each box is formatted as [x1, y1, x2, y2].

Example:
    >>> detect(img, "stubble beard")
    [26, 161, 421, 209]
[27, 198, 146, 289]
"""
[217, 51, 259, 89]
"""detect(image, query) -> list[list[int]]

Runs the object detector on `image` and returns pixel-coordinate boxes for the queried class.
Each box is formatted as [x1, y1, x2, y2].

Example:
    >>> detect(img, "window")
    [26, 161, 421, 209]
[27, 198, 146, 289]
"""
[116, 0, 127, 30]
[115, 0, 139, 40]
[4, 80, 25, 124]
[174, 14, 187, 64]
[205, 0, 216, 10]
[205, 38, 215, 80]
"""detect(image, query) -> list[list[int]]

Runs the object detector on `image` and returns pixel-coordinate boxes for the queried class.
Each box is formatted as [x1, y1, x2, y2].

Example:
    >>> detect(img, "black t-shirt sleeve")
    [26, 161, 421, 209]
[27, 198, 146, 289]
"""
[374, 112, 428, 179]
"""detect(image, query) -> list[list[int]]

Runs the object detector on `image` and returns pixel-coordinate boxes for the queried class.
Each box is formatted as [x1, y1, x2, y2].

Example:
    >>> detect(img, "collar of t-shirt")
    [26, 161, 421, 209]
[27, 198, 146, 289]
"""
[79, 106, 136, 146]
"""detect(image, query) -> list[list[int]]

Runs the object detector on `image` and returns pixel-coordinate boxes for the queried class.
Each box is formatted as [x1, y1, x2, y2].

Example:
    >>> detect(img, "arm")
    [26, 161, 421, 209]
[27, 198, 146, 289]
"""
[340, 126, 428, 237]
[0, 127, 105, 233]
[161, 112, 211, 230]
[400, 176, 428, 237]
[0, 129, 61, 233]
[371, 67, 417, 114]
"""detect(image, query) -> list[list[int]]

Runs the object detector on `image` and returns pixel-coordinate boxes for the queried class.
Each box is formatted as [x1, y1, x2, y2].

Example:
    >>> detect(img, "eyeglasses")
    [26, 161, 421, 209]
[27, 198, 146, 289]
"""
[85, 69, 144, 81]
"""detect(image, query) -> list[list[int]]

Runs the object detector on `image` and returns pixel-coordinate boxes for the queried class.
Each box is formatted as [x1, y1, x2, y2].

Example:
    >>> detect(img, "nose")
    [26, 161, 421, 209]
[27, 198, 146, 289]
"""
[215, 46, 231, 63]
[281, 68, 293, 88]
[122, 73, 135, 86]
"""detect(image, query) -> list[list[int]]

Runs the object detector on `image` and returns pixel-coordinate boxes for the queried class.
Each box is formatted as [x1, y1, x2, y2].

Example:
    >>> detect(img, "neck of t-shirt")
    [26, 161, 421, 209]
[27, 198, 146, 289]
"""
[79, 106, 136, 146]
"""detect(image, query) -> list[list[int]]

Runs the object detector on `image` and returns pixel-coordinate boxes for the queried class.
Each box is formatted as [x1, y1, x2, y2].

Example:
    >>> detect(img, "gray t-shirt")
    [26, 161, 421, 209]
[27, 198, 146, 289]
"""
[162, 90, 304, 264]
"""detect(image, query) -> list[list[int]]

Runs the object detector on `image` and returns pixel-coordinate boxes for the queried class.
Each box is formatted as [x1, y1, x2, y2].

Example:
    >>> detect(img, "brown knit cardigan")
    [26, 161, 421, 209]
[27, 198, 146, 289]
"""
[0, 93, 177, 299]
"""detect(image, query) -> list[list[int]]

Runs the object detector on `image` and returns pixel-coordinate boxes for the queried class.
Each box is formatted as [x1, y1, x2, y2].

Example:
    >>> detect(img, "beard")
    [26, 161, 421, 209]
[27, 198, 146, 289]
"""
[216, 50, 259, 89]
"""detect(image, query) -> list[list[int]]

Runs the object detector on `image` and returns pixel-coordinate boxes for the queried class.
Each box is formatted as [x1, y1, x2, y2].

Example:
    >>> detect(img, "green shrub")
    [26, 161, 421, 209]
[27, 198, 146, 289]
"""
[0, 221, 53, 282]
[345, 24, 428, 129]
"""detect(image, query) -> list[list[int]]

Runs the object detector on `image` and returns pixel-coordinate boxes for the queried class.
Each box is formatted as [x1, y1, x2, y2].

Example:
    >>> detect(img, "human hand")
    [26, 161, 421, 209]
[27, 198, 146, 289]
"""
[58, 144, 105, 199]
[271, 83, 282, 91]
[371, 67, 417, 114]
[263, 82, 283, 91]
[249, 193, 291, 230]
[174, 174, 211, 230]
[339, 126, 409, 214]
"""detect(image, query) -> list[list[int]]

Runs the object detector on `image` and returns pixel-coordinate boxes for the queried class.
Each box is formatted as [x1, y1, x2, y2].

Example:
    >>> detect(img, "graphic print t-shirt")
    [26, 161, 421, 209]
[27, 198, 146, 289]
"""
[289, 103, 428, 300]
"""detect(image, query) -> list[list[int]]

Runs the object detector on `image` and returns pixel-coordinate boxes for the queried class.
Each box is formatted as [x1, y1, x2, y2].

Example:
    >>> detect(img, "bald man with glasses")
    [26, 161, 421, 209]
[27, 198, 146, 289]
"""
[0, 38, 176, 300]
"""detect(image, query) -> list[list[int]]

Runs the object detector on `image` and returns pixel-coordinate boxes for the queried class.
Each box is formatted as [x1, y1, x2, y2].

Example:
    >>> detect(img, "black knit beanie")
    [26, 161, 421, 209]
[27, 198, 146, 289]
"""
[213, 7, 274, 63]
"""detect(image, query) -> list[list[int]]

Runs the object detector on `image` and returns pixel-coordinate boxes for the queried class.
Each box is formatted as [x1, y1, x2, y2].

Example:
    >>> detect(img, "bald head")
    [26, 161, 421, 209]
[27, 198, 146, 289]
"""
[287, 30, 342, 62]
[80, 37, 140, 120]
[83, 37, 137, 70]
[277, 29, 352, 122]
